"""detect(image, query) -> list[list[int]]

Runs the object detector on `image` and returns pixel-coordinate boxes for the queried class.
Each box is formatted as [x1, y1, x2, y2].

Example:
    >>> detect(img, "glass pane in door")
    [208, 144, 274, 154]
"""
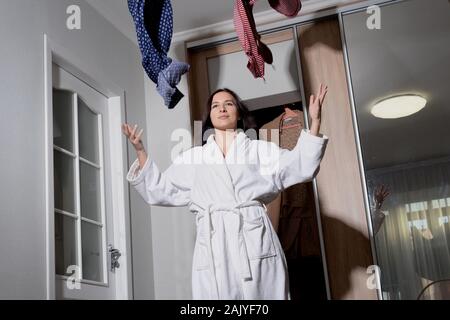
[80, 161, 101, 222]
[55, 214, 77, 276]
[78, 98, 99, 164]
[53, 151, 75, 213]
[81, 221, 104, 282]
[53, 89, 74, 152]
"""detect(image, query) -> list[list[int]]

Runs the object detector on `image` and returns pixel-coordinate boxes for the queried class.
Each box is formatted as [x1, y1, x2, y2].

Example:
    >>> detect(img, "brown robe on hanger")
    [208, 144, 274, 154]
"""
[260, 108, 321, 258]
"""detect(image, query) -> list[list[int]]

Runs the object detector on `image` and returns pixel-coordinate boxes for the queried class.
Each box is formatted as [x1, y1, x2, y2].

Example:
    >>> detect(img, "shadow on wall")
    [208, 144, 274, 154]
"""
[320, 214, 376, 299]
[286, 15, 344, 105]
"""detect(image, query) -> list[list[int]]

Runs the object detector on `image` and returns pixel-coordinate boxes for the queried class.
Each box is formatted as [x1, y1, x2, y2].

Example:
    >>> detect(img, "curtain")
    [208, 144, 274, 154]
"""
[366, 158, 450, 300]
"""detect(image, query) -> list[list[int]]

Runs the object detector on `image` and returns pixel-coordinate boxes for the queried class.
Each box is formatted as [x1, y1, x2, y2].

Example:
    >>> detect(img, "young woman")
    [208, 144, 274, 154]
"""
[122, 84, 329, 299]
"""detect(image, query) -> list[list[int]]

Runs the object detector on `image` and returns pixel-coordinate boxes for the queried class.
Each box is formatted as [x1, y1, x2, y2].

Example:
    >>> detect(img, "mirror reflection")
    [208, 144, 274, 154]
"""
[343, 0, 450, 300]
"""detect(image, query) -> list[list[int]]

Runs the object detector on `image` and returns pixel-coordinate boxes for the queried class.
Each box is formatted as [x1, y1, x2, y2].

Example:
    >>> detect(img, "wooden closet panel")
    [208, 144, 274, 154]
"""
[297, 19, 377, 299]
[187, 49, 210, 146]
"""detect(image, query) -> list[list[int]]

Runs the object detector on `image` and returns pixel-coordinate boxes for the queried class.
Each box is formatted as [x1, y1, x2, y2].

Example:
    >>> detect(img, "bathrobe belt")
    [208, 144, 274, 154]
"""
[191, 200, 267, 299]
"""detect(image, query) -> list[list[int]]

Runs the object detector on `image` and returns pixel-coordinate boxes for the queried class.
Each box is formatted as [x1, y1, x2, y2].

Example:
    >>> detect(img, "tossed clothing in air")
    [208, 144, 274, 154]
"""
[128, 0, 189, 109]
[233, 0, 302, 79]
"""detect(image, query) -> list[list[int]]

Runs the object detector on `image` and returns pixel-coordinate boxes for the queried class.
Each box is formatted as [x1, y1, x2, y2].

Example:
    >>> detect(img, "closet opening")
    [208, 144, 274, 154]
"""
[247, 96, 328, 301]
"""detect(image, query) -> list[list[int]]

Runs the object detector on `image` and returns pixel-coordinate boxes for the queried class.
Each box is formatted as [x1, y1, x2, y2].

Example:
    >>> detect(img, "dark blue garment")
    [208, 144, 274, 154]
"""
[128, 0, 190, 109]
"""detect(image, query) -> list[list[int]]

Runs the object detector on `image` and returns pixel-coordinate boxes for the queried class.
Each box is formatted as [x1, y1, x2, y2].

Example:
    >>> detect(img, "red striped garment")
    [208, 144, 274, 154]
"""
[269, 0, 302, 17]
[233, 0, 302, 79]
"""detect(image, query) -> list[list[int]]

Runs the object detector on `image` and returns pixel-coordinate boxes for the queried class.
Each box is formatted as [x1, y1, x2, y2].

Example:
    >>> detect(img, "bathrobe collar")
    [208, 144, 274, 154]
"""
[206, 131, 246, 150]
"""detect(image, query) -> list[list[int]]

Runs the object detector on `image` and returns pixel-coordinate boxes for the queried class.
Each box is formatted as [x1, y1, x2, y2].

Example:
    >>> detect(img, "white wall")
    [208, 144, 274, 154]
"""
[144, 41, 196, 300]
[0, 0, 153, 299]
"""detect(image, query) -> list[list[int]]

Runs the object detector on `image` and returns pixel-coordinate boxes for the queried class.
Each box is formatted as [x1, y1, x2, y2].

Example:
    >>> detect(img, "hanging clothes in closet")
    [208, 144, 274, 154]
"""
[259, 106, 327, 300]
[260, 107, 321, 258]
[233, 0, 302, 79]
[128, 0, 190, 109]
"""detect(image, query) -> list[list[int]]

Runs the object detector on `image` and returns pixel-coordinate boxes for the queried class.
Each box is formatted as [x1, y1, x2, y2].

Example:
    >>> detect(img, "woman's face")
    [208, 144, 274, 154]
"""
[210, 91, 240, 131]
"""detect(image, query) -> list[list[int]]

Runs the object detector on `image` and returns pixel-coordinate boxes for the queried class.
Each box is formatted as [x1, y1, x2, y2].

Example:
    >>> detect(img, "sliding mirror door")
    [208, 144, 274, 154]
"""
[342, 0, 450, 300]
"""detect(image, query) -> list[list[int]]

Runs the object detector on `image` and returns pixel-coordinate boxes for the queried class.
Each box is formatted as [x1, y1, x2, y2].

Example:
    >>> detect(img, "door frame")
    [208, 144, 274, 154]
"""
[44, 34, 133, 299]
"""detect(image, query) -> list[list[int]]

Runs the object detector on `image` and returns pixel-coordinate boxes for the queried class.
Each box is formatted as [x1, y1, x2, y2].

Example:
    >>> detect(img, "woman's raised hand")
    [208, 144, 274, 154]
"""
[374, 184, 390, 210]
[309, 83, 328, 122]
[122, 123, 145, 152]
[308, 83, 328, 136]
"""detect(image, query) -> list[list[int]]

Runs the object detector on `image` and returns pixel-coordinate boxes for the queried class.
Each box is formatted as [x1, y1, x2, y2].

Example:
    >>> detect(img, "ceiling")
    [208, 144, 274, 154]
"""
[343, 0, 450, 170]
[85, 0, 278, 44]
[85, 0, 137, 43]
[85, 0, 322, 43]
[171, 0, 273, 32]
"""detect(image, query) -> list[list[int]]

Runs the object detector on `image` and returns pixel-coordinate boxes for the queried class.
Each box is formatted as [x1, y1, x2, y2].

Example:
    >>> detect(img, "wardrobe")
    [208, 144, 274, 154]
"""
[186, 14, 377, 300]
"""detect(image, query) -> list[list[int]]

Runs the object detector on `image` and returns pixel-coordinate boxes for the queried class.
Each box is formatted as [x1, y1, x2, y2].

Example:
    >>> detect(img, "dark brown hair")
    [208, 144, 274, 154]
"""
[202, 88, 256, 140]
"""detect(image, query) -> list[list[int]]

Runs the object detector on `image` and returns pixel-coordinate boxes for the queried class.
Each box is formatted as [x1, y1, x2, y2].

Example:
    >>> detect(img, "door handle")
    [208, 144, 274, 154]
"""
[108, 245, 121, 272]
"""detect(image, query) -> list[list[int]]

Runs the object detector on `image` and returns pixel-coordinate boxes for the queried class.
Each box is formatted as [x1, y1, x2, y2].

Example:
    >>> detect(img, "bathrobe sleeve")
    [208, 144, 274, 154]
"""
[126, 149, 194, 207]
[259, 129, 329, 192]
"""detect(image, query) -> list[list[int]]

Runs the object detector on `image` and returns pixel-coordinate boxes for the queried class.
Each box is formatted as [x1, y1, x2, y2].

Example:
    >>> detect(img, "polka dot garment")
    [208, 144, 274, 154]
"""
[128, 0, 190, 109]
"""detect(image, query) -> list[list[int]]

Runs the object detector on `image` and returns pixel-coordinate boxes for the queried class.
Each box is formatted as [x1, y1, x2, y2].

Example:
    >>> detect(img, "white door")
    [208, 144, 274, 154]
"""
[52, 63, 118, 299]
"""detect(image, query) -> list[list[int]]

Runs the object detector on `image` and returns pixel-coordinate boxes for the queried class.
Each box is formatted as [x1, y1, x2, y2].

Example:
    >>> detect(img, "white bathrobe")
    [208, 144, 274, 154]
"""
[127, 129, 328, 300]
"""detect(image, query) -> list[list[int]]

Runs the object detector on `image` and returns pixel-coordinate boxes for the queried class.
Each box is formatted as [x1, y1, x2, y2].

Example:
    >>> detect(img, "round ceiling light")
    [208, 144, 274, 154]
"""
[371, 95, 427, 119]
